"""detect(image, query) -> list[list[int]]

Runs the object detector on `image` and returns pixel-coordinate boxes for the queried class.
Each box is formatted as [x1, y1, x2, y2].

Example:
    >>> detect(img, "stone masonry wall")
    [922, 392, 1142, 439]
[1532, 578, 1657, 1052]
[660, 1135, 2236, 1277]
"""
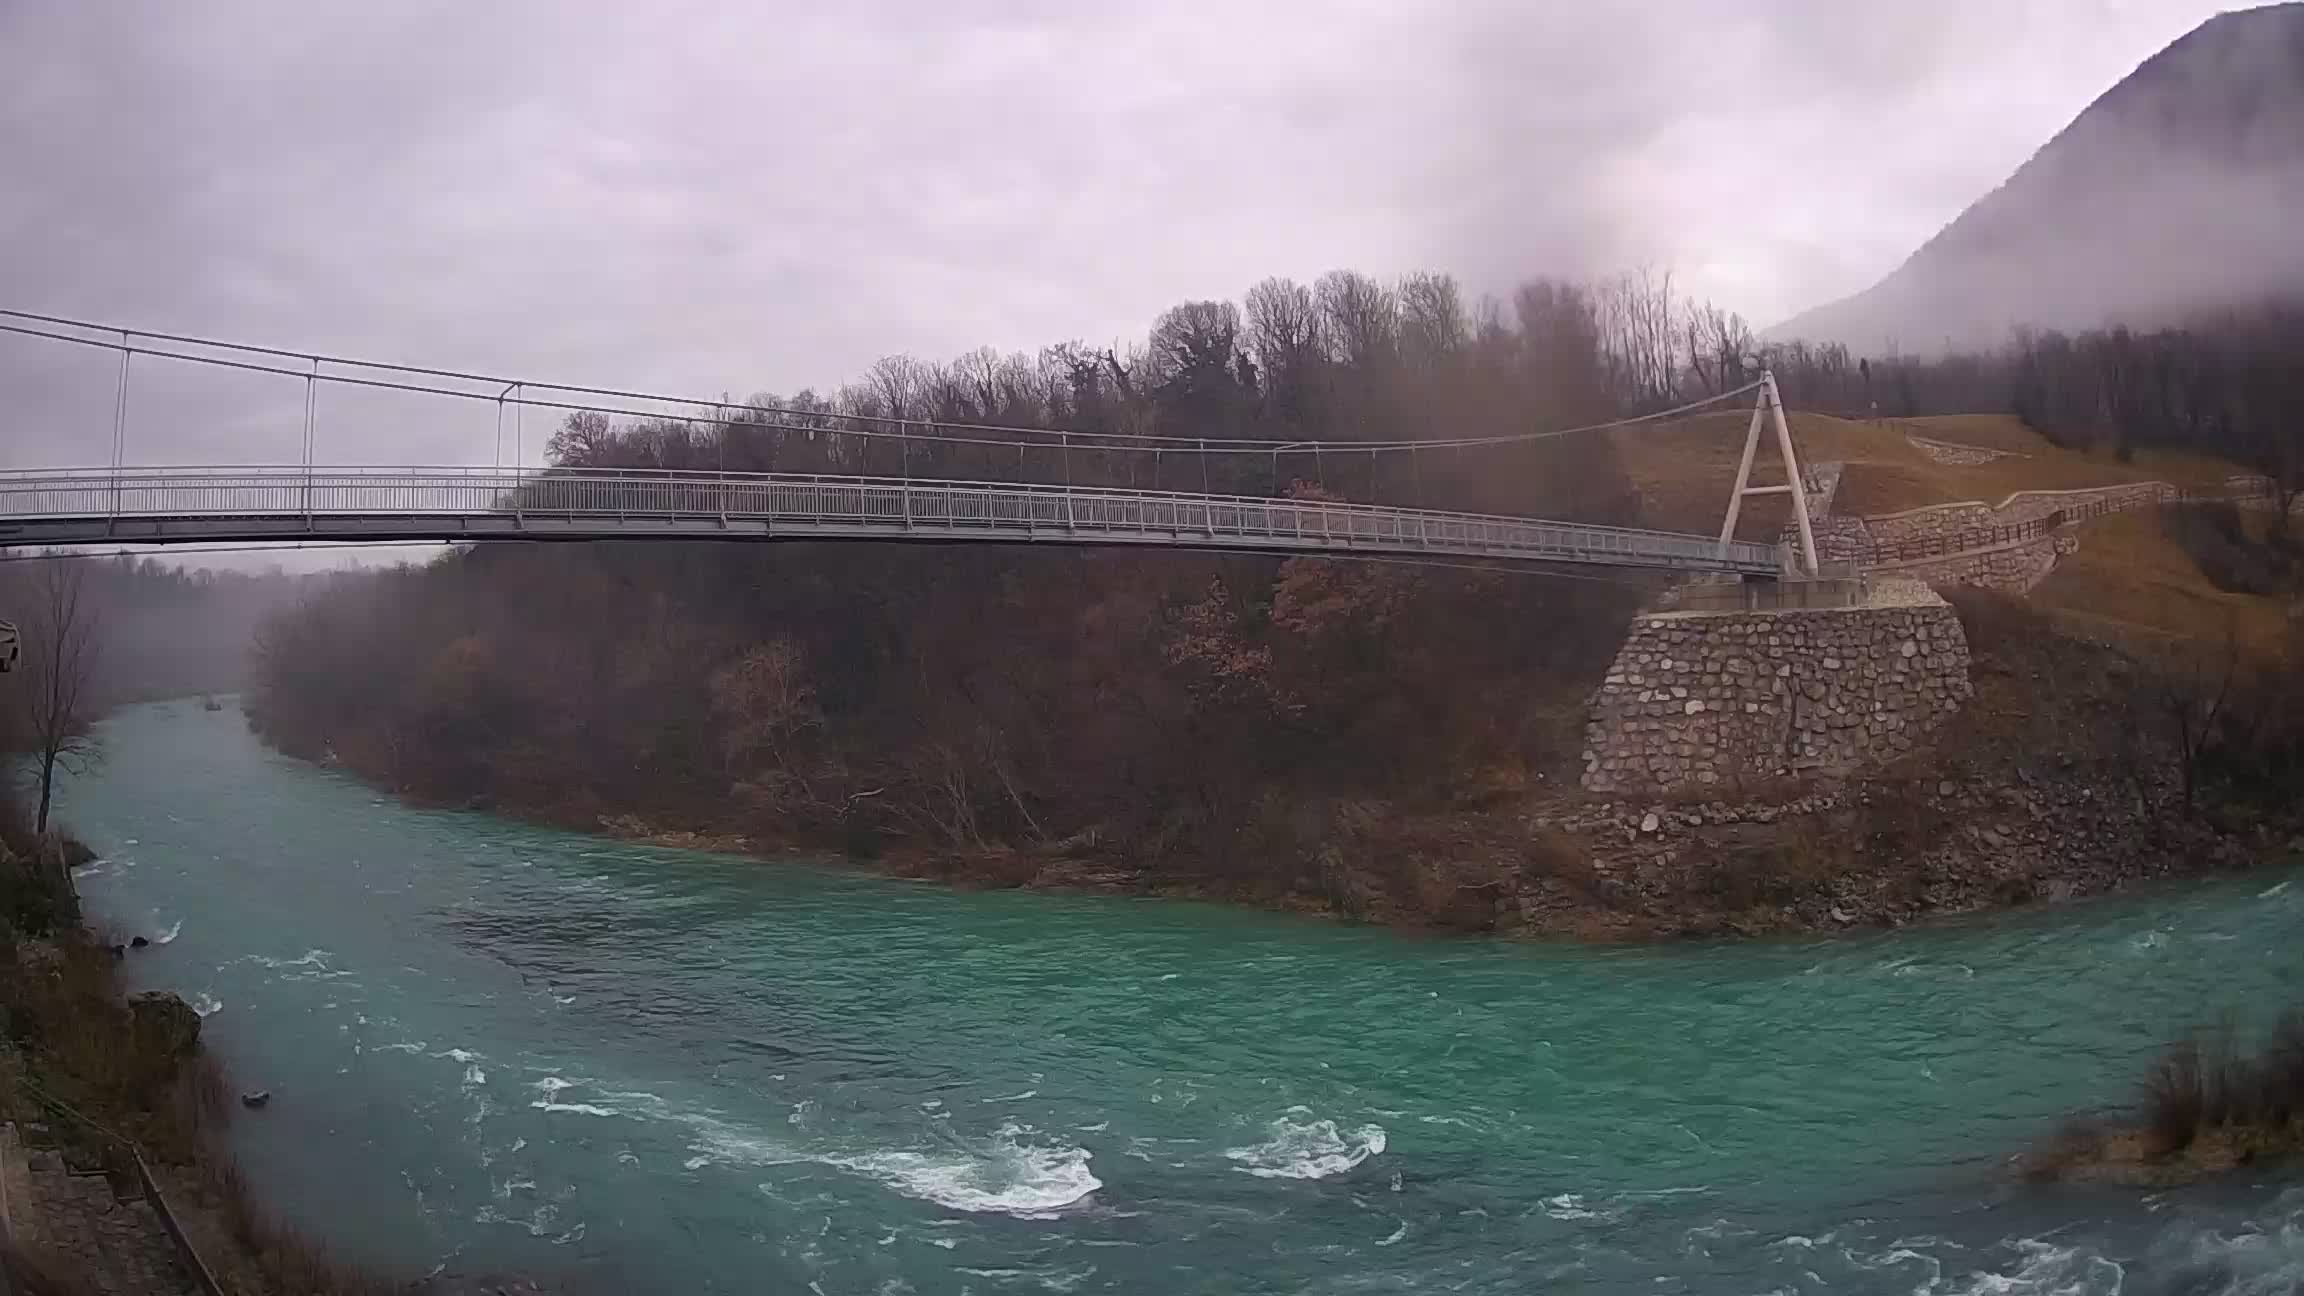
[1862, 481, 2180, 546]
[1907, 434, 2016, 466]
[1810, 481, 2201, 593]
[1581, 587, 1973, 795]
[1871, 534, 2079, 593]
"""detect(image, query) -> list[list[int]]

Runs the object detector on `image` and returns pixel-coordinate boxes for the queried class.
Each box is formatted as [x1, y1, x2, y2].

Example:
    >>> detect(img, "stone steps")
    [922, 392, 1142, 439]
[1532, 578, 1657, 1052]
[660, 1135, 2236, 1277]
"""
[2, 1121, 200, 1295]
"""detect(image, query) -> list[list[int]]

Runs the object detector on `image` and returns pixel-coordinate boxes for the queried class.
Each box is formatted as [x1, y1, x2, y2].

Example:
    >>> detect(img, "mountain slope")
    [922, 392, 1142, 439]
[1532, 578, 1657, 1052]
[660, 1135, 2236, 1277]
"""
[1776, 2, 2304, 352]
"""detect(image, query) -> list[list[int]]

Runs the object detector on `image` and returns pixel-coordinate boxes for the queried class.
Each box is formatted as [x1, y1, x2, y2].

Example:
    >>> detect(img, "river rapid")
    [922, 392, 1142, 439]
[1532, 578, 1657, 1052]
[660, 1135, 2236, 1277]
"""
[59, 700, 2304, 1294]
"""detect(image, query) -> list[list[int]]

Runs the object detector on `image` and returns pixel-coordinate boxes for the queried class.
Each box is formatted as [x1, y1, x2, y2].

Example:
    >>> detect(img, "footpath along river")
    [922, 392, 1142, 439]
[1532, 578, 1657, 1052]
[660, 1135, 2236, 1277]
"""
[61, 699, 2304, 1293]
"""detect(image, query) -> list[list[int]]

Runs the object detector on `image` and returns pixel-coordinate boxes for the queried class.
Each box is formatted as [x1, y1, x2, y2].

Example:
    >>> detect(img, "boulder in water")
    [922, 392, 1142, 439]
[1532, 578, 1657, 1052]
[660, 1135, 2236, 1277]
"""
[129, 935, 150, 949]
[126, 991, 201, 1057]
[240, 1090, 271, 1109]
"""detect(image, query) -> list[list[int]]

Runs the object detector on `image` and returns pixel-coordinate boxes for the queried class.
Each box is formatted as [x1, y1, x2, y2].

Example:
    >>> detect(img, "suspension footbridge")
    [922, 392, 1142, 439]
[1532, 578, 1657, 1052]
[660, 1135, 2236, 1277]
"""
[0, 311, 1813, 577]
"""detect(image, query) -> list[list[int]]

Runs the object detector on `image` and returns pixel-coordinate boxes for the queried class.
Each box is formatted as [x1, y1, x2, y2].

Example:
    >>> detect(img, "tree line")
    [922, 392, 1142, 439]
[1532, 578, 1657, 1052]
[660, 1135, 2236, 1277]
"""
[539, 266, 1782, 523]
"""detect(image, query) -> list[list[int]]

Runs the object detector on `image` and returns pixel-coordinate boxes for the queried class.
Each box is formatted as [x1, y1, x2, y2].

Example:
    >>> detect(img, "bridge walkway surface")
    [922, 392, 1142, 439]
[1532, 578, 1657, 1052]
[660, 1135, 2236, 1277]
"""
[0, 467, 1787, 575]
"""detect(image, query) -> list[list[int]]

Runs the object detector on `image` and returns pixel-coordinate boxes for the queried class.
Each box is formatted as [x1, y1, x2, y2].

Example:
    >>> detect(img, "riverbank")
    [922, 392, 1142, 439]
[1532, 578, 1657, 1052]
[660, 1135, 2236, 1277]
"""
[458, 589, 2302, 943]
[2020, 1013, 2304, 1187]
[0, 826, 365, 1293]
[0, 813, 540, 1294]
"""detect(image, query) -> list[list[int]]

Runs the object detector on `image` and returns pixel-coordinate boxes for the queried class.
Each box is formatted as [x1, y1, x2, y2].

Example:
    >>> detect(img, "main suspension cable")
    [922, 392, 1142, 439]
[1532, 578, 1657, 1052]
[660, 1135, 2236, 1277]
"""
[0, 308, 1762, 459]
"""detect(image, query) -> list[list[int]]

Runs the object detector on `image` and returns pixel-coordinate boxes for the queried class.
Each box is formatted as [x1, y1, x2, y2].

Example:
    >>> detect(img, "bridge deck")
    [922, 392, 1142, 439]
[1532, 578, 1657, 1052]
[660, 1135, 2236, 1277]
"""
[0, 467, 1782, 575]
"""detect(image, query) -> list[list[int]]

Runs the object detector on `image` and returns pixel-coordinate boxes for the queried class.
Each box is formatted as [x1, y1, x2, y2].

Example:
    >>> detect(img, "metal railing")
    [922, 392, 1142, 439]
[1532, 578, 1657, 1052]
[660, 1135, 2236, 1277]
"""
[1846, 482, 2262, 567]
[8, 1087, 229, 1296]
[0, 465, 1786, 574]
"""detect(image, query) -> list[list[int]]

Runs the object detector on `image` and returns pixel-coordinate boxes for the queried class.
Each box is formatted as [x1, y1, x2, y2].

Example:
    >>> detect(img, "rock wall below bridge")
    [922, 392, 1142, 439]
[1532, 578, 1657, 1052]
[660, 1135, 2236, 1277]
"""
[1581, 584, 1973, 796]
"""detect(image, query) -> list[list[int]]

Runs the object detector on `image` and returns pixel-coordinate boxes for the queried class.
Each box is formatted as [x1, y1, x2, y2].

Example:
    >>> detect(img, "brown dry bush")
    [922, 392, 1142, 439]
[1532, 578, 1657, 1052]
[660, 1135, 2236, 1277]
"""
[2140, 1013, 2304, 1157]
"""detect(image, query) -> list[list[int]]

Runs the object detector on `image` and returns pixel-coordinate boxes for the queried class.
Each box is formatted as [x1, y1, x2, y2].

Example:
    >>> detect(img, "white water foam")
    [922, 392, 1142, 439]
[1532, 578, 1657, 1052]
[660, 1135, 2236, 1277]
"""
[1855, 1245, 1945, 1293]
[2125, 1191, 2304, 1296]
[527, 1077, 624, 1117]
[505, 1077, 1098, 1219]
[474, 1201, 584, 1245]
[1539, 1192, 1622, 1222]
[190, 992, 223, 1018]
[832, 1121, 1099, 1218]
[154, 919, 183, 945]
[1936, 1239, 2123, 1295]
[1223, 1112, 1387, 1180]
[675, 1110, 808, 1170]
[531, 1100, 620, 1117]
[249, 948, 350, 982]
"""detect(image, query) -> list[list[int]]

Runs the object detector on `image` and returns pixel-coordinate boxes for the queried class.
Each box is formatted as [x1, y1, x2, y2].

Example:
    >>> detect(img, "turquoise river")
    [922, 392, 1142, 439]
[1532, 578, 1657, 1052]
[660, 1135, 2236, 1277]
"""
[60, 701, 2304, 1293]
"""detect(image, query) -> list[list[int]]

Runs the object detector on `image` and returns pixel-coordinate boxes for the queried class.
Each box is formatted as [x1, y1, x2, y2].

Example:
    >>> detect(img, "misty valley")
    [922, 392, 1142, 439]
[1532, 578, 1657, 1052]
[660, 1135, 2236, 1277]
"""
[5, 3, 2304, 1294]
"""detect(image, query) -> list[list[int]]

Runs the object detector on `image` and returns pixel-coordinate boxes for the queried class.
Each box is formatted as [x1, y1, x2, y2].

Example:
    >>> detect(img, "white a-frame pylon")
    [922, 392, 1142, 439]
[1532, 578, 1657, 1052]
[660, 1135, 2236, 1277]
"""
[1716, 370, 1820, 577]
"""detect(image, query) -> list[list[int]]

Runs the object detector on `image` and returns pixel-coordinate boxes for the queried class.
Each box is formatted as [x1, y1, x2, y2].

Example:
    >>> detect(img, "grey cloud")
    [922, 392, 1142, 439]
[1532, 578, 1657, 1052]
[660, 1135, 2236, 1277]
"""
[0, 0, 2231, 476]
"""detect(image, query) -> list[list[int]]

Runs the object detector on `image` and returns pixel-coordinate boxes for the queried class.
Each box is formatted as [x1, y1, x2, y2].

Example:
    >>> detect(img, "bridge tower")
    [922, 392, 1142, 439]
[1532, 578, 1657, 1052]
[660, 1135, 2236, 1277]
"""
[1715, 371, 1820, 578]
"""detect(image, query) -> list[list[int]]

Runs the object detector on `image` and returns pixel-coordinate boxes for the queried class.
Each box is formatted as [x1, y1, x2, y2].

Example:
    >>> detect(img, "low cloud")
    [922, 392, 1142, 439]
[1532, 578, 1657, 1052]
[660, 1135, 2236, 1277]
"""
[0, 0, 2228, 470]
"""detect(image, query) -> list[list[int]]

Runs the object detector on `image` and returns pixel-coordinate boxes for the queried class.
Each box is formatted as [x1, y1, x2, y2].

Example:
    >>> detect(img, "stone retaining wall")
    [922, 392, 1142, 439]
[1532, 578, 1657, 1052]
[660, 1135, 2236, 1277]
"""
[1813, 480, 2203, 592]
[1907, 434, 2016, 466]
[1581, 588, 1973, 795]
[1869, 534, 2079, 593]
[1864, 481, 2180, 543]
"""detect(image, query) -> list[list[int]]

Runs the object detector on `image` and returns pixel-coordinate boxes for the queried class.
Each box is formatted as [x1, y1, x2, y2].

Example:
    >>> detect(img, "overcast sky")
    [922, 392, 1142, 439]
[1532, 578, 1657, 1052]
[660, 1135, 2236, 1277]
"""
[0, 0, 2235, 477]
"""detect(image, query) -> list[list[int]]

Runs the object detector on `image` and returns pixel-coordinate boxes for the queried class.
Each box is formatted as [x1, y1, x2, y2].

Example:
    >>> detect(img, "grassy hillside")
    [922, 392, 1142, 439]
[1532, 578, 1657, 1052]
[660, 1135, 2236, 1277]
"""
[2031, 511, 2294, 659]
[1611, 410, 2243, 538]
[1611, 409, 2291, 656]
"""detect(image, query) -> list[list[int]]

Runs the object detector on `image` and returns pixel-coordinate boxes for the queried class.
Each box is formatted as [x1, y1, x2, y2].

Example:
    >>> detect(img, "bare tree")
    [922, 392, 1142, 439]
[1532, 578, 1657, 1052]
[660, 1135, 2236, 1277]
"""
[1596, 266, 1681, 409]
[18, 560, 102, 836]
[865, 354, 933, 422]
[545, 409, 617, 466]
[1397, 271, 1468, 369]
[1243, 277, 1323, 430]
[1684, 301, 1755, 395]
[2154, 618, 2241, 812]
[1315, 270, 1398, 374]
